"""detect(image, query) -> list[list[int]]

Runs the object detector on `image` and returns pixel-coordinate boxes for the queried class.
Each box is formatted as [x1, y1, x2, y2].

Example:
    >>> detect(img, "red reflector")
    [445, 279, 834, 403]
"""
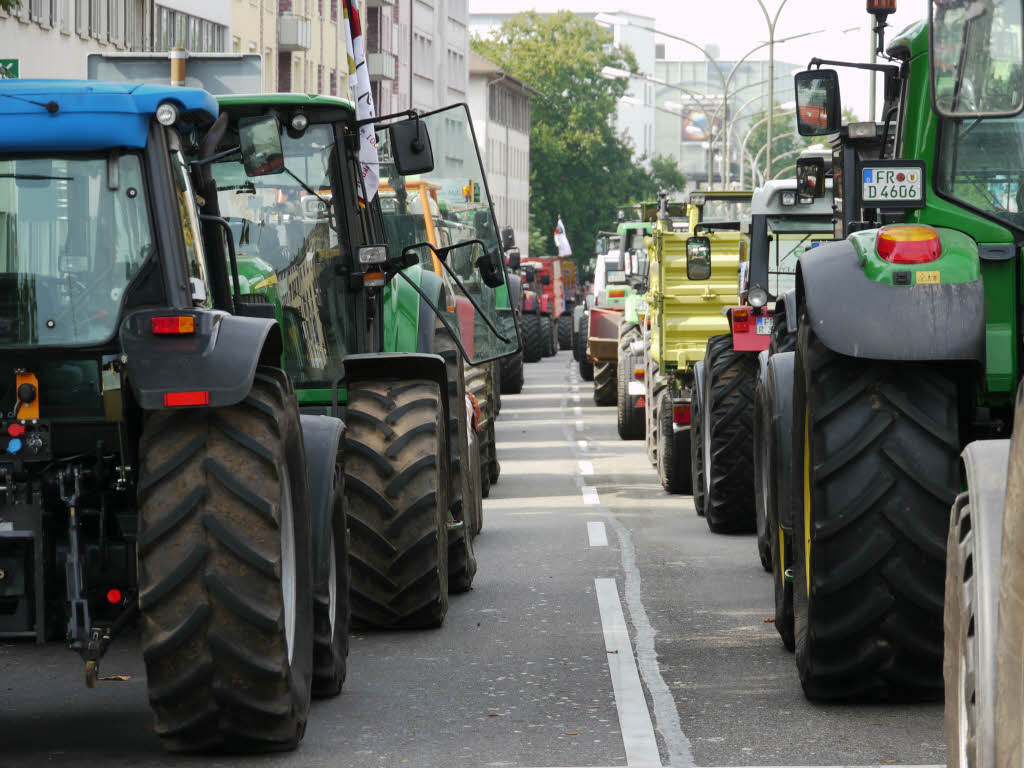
[634, 396, 646, 409]
[106, 588, 123, 605]
[673, 405, 691, 425]
[7, 424, 25, 437]
[876, 225, 941, 264]
[163, 391, 210, 407]
[151, 315, 195, 334]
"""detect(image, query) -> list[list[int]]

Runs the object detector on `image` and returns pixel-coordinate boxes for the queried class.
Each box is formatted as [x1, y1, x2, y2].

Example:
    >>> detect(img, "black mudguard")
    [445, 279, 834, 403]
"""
[300, 414, 346, 589]
[776, 289, 798, 337]
[121, 308, 282, 409]
[765, 351, 795, 532]
[797, 240, 985, 364]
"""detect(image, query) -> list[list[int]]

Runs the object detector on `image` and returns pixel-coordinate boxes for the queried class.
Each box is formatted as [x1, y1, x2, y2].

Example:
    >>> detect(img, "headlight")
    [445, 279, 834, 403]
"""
[781, 191, 796, 206]
[156, 102, 179, 126]
[290, 113, 309, 132]
[359, 245, 389, 264]
[748, 286, 768, 308]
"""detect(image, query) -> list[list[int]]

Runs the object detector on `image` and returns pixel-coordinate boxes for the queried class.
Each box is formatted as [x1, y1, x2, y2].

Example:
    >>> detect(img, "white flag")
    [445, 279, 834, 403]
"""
[554, 217, 572, 257]
[344, 0, 379, 203]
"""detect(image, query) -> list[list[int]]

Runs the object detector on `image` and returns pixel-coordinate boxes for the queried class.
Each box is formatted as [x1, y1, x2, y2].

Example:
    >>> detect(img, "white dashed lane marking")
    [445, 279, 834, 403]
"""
[582, 486, 601, 506]
[588, 521, 609, 547]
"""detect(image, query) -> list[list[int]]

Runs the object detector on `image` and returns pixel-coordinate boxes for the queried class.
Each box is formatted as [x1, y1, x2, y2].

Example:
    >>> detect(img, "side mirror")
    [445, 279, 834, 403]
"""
[501, 225, 516, 250]
[477, 246, 504, 289]
[506, 247, 521, 270]
[389, 118, 434, 175]
[239, 115, 285, 177]
[541, 273, 551, 286]
[796, 157, 826, 200]
[686, 236, 712, 281]
[794, 69, 841, 137]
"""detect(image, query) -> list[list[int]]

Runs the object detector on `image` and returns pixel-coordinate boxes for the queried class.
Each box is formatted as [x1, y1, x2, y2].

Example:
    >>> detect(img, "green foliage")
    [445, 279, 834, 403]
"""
[0, 0, 20, 11]
[648, 154, 687, 195]
[842, 106, 859, 125]
[472, 11, 673, 264]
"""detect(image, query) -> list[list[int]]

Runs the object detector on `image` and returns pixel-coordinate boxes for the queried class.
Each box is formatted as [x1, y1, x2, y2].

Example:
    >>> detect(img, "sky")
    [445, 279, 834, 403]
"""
[469, 0, 931, 121]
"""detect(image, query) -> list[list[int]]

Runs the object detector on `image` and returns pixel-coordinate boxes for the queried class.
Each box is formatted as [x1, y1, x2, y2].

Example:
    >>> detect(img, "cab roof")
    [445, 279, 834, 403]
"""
[751, 179, 835, 217]
[217, 93, 355, 111]
[0, 79, 218, 152]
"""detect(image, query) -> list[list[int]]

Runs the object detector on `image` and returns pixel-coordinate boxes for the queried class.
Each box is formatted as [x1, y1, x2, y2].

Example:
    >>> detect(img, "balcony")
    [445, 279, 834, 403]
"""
[368, 52, 396, 80]
[278, 13, 311, 51]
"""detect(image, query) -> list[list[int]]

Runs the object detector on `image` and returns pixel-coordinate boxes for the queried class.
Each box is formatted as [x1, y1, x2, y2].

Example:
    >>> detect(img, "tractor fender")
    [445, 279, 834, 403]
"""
[300, 414, 346, 589]
[414, 269, 446, 354]
[342, 352, 451, 478]
[796, 239, 985, 364]
[765, 351, 795, 532]
[121, 308, 282, 409]
[691, 360, 705, 414]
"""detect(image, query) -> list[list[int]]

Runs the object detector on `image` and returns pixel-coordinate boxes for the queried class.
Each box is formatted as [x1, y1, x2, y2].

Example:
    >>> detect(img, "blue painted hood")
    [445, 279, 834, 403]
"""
[0, 80, 218, 152]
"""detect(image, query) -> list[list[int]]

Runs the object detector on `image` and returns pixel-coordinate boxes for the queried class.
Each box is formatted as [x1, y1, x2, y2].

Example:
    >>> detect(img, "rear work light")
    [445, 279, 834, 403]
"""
[164, 391, 210, 407]
[151, 315, 195, 334]
[673, 404, 691, 425]
[876, 225, 941, 265]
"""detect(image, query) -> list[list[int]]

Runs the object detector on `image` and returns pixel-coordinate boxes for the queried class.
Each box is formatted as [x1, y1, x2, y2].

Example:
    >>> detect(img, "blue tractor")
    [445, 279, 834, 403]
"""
[0, 80, 349, 752]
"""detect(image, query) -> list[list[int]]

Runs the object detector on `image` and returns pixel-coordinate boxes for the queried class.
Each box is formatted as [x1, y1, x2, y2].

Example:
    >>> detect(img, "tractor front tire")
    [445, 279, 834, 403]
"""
[138, 370, 314, 753]
[312, 465, 350, 698]
[792, 322, 959, 701]
[540, 315, 556, 357]
[593, 363, 616, 406]
[499, 350, 525, 394]
[344, 379, 449, 629]
[703, 335, 758, 534]
[657, 391, 691, 494]
[690, 361, 707, 517]
[522, 313, 543, 363]
[617, 343, 645, 440]
[557, 313, 573, 350]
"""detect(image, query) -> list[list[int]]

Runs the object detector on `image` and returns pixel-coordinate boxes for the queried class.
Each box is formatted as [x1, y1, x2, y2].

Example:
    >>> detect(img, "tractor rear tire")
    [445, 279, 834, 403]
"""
[594, 363, 616, 406]
[138, 369, 314, 753]
[557, 313, 573, 350]
[703, 334, 758, 534]
[312, 465, 350, 698]
[657, 390, 692, 494]
[499, 350, 525, 394]
[793, 321, 959, 701]
[577, 312, 594, 381]
[522, 313, 543, 363]
[438, 326, 477, 592]
[540, 315, 556, 357]
[690, 361, 707, 517]
[617, 330, 644, 439]
[759, 352, 796, 651]
[344, 379, 449, 629]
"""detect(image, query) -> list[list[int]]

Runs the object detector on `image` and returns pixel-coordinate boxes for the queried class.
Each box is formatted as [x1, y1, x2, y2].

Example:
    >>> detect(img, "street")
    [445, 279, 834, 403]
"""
[0, 351, 945, 768]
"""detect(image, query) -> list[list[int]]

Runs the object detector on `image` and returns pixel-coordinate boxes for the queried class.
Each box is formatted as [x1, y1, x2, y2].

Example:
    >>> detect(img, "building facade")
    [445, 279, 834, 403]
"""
[0, 0, 229, 79]
[273, 0, 350, 95]
[468, 51, 530, 258]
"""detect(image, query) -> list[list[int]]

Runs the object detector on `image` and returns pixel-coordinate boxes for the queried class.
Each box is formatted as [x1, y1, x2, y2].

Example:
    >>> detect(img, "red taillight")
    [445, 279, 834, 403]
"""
[163, 391, 210, 407]
[106, 588, 123, 605]
[608, 289, 625, 298]
[876, 225, 941, 264]
[732, 308, 751, 333]
[867, 0, 896, 13]
[673, 405, 691, 425]
[151, 315, 195, 335]
[634, 367, 645, 380]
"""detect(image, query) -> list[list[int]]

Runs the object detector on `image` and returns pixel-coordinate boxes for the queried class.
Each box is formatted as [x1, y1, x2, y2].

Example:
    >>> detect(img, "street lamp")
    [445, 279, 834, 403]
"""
[738, 101, 795, 186]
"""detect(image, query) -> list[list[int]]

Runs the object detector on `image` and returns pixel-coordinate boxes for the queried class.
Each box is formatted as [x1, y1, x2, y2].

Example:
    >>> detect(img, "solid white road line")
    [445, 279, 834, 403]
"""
[578, 459, 594, 476]
[582, 486, 601, 506]
[595, 578, 663, 768]
[588, 521, 609, 547]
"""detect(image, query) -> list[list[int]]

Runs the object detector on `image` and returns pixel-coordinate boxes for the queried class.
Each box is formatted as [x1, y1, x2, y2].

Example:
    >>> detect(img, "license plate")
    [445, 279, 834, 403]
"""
[861, 167, 923, 204]
[756, 316, 773, 335]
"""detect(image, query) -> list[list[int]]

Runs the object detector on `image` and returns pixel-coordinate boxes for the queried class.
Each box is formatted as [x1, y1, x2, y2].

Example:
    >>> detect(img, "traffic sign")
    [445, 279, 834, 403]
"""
[0, 59, 18, 78]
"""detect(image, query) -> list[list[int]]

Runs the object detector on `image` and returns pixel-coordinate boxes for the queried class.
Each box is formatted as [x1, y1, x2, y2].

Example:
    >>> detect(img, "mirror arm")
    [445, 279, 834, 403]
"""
[358, 108, 417, 128]
[191, 146, 241, 169]
[433, 252, 513, 345]
[391, 268, 481, 361]
[807, 58, 900, 77]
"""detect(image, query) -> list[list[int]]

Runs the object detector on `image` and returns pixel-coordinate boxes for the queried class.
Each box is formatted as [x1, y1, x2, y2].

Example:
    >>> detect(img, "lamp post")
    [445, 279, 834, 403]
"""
[753, 0, 792, 179]
[738, 102, 795, 186]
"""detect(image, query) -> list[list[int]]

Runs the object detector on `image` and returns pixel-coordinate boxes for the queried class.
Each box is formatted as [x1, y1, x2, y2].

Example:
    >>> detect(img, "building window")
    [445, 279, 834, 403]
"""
[330, 0, 336, 22]
[330, 69, 337, 96]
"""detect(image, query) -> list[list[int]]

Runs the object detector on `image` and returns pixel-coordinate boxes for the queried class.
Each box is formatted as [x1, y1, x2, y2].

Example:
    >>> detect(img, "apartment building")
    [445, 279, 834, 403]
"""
[468, 51, 530, 258]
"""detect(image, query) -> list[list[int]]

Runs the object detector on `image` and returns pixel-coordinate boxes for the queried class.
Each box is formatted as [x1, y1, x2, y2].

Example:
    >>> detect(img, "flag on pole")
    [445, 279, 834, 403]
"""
[554, 217, 572, 257]
[344, 0, 379, 203]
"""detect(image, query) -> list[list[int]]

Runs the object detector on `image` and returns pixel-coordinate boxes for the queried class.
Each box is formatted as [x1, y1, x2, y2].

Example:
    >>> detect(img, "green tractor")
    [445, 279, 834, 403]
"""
[201, 94, 518, 628]
[755, 1, 1022, 702]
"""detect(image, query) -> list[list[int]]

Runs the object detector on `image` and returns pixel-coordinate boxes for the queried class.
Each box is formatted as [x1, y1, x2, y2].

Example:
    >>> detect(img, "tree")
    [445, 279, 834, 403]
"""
[740, 105, 816, 186]
[473, 11, 659, 263]
[648, 154, 687, 195]
[1, 0, 20, 11]
[842, 106, 859, 125]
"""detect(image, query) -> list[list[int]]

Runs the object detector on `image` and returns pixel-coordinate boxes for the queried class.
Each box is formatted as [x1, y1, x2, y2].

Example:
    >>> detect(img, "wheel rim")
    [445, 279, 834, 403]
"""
[280, 464, 297, 665]
[327, 525, 337, 635]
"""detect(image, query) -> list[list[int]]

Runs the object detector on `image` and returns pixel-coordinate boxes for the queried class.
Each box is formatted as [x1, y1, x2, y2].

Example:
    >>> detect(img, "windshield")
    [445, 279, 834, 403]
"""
[749, 215, 833, 297]
[0, 154, 152, 347]
[376, 105, 519, 364]
[936, 114, 1024, 231]
[212, 123, 358, 389]
[703, 197, 752, 222]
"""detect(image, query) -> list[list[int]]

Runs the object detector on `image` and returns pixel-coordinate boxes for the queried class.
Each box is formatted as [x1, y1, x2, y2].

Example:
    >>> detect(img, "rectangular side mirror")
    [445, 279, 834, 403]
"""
[796, 157, 826, 200]
[501, 225, 516, 250]
[794, 69, 841, 137]
[239, 115, 284, 177]
[506, 247, 521, 271]
[686, 236, 712, 281]
[388, 118, 434, 175]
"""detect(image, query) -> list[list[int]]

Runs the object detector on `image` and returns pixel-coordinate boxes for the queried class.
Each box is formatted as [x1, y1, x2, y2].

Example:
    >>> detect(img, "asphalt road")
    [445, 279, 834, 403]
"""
[0, 350, 945, 768]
